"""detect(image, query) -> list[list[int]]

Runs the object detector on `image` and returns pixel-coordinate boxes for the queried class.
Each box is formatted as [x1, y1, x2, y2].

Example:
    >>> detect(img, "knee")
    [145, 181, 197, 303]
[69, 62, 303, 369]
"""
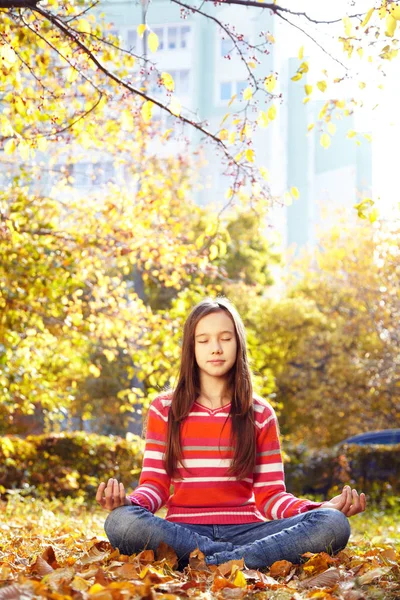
[104, 505, 148, 552]
[319, 508, 351, 550]
[104, 506, 128, 547]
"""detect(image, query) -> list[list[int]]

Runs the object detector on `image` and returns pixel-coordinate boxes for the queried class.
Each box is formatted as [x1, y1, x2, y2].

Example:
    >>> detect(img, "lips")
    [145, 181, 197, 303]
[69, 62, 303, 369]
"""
[208, 360, 225, 364]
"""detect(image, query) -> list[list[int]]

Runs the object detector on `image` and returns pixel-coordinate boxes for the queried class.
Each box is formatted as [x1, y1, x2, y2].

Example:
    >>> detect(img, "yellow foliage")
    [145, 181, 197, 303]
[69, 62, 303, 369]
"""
[137, 24, 147, 38]
[141, 101, 153, 123]
[161, 72, 174, 91]
[268, 104, 277, 120]
[243, 86, 253, 101]
[385, 14, 397, 36]
[320, 133, 331, 149]
[361, 7, 375, 27]
[169, 97, 181, 116]
[148, 31, 159, 53]
[264, 74, 277, 92]
[257, 111, 269, 128]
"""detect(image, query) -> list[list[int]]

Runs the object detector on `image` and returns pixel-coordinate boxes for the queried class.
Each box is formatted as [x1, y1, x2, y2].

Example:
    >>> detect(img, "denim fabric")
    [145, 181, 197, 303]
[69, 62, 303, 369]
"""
[104, 506, 350, 570]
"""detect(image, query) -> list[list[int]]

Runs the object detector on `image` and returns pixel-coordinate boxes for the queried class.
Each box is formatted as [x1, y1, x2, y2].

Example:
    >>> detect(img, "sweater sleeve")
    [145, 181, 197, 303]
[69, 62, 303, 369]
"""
[128, 396, 171, 513]
[253, 402, 322, 519]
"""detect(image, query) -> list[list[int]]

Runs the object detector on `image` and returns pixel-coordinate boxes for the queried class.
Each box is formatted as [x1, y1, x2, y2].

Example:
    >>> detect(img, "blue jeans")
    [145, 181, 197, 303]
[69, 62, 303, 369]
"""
[104, 505, 350, 570]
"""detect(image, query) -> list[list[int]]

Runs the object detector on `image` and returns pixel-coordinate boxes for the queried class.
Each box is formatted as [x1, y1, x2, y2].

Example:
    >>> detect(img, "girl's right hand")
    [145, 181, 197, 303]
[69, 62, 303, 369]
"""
[96, 478, 132, 511]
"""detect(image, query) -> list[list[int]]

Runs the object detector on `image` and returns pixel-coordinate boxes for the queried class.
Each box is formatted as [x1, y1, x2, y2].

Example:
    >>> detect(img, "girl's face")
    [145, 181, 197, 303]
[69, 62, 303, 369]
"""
[194, 310, 238, 380]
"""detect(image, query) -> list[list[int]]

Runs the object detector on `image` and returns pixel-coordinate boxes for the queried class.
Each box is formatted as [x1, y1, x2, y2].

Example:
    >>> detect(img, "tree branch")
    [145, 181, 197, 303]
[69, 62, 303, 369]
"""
[29, 4, 256, 188]
[201, 0, 366, 25]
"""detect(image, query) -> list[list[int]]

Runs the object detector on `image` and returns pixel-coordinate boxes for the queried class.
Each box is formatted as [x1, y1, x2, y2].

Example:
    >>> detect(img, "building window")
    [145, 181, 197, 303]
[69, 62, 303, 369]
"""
[236, 80, 248, 97]
[220, 82, 232, 101]
[93, 162, 115, 186]
[237, 39, 249, 56]
[220, 36, 249, 57]
[181, 26, 191, 48]
[168, 27, 178, 49]
[221, 39, 232, 56]
[219, 80, 250, 102]
[169, 69, 190, 95]
[153, 27, 164, 50]
[70, 163, 91, 188]
[127, 30, 137, 49]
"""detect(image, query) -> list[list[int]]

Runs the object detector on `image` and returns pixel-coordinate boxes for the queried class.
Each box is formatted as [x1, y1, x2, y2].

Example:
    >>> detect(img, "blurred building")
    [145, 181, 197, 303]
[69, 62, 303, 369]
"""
[99, 0, 372, 251]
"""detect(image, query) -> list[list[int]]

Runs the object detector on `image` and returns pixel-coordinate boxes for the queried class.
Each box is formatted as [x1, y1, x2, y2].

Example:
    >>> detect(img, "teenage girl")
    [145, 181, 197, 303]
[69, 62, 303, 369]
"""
[96, 297, 366, 569]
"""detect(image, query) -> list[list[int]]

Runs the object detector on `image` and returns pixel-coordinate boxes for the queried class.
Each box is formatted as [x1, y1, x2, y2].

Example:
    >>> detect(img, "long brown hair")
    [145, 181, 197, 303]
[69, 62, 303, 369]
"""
[165, 297, 256, 479]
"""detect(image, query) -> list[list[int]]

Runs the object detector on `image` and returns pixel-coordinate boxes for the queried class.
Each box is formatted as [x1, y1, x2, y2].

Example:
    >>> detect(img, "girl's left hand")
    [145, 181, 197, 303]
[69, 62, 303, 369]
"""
[319, 485, 366, 517]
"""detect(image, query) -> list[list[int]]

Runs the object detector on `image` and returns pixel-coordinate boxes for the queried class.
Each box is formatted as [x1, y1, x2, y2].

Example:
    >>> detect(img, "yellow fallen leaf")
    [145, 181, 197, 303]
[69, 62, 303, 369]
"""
[233, 569, 247, 587]
[317, 80, 327, 92]
[298, 45, 304, 60]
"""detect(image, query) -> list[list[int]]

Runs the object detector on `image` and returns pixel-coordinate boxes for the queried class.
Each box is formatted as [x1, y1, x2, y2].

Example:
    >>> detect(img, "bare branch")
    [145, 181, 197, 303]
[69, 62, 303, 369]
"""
[276, 12, 349, 71]
[201, 0, 366, 25]
[171, 0, 260, 91]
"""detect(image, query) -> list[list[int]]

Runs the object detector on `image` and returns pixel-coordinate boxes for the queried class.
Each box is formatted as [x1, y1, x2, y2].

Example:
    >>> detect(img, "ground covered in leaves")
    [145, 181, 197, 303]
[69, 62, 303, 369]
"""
[0, 496, 399, 599]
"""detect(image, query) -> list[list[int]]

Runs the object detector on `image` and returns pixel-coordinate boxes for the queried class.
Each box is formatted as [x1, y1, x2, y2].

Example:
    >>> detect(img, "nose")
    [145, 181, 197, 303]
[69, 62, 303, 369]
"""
[211, 340, 223, 354]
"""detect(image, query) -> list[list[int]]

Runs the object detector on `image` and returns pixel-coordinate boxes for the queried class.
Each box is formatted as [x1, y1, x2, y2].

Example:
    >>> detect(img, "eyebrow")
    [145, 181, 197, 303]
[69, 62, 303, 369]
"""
[195, 330, 234, 338]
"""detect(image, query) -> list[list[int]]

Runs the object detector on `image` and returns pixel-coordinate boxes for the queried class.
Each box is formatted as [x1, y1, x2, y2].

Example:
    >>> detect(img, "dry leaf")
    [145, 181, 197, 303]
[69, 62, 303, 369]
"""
[357, 566, 392, 585]
[298, 566, 341, 589]
[269, 560, 293, 578]
[217, 559, 245, 577]
[29, 555, 54, 577]
[156, 542, 178, 569]
[189, 549, 209, 572]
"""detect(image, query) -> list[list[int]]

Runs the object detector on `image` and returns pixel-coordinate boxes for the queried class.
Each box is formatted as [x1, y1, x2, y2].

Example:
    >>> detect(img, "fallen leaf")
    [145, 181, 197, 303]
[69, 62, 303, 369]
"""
[189, 548, 209, 572]
[217, 559, 245, 577]
[29, 556, 54, 577]
[270, 560, 293, 578]
[299, 566, 341, 589]
[357, 566, 392, 585]
[156, 542, 178, 569]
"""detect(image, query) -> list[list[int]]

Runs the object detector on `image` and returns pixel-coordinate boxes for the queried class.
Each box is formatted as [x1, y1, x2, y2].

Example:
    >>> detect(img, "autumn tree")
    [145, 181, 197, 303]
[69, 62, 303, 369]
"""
[2, 1, 400, 210]
[233, 217, 400, 448]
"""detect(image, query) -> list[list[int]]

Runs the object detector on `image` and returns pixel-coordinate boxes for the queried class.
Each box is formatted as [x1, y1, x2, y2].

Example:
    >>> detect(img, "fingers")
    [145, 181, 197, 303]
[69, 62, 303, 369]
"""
[342, 485, 353, 515]
[96, 482, 106, 508]
[343, 487, 367, 517]
[98, 478, 127, 511]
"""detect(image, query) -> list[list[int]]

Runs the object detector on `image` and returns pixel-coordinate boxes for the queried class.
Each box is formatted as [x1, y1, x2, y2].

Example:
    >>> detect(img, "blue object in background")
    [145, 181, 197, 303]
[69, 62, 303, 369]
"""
[339, 429, 400, 446]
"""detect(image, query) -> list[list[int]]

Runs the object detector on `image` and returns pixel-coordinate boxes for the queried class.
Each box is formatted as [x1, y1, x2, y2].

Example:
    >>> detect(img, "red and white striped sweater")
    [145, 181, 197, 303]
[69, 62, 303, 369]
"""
[128, 394, 322, 524]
